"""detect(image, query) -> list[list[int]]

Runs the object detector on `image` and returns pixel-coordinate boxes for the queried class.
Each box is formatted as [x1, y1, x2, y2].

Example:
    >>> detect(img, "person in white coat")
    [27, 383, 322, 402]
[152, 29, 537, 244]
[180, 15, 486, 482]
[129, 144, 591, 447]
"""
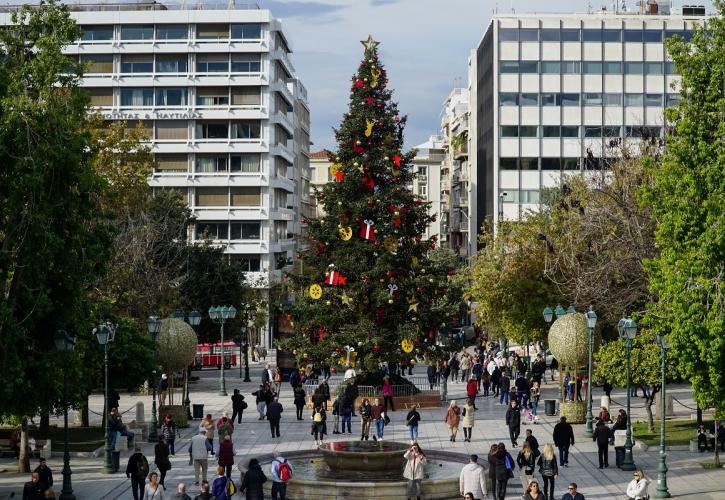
[626, 469, 649, 500]
[189, 429, 209, 485]
[403, 442, 427, 500]
[459, 454, 487, 500]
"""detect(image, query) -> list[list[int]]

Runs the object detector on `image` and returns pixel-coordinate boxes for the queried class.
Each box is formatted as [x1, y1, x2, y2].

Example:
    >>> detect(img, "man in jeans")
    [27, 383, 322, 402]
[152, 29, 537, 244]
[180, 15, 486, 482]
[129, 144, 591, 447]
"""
[553, 416, 575, 466]
[270, 453, 293, 500]
[125, 444, 149, 500]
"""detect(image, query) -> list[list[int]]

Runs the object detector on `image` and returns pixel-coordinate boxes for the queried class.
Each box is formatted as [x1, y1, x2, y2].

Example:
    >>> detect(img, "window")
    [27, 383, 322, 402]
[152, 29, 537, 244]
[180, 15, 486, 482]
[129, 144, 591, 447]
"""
[196, 121, 228, 139]
[197, 87, 229, 106]
[518, 61, 538, 73]
[195, 155, 228, 173]
[519, 28, 538, 42]
[120, 25, 153, 40]
[603, 126, 621, 137]
[500, 126, 519, 137]
[120, 55, 153, 73]
[500, 190, 518, 203]
[665, 61, 676, 74]
[561, 29, 580, 42]
[644, 62, 663, 75]
[196, 222, 228, 239]
[520, 158, 538, 170]
[666, 93, 681, 106]
[499, 92, 519, 106]
[233, 255, 261, 272]
[541, 93, 560, 106]
[583, 61, 603, 74]
[561, 126, 580, 137]
[499, 61, 519, 73]
[196, 54, 228, 73]
[540, 61, 561, 74]
[561, 61, 580, 74]
[519, 126, 538, 138]
[645, 93, 663, 106]
[499, 28, 518, 41]
[643, 30, 663, 43]
[520, 93, 538, 106]
[197, 24, 229, 40]
[521, 190, 540, 203]
[87, 88, 113, 106]
[231, 121, 261, 139]
[232, 86, 261, 105]
[499, 158, 518, 169]
[585, 126, 602, 138]
[562, 157, 580, 170]
[82, 54, 113, 73]
[416, 166, 427, 176]
[155, 153, 187, 173]
[540, 28, 560, 42]
[541, 158, 561, 170]
[624, 29, 643, 42]
[602, 29, 621, 42]
[418, 184, 427, 196]
[231, 54, 261, 73]
[81, 25, 113, 41]
[625, 126, 644, 138]
[542, 126, 560, 137]
[665, 30, 693, 42]
[155, 121, 188, 140]
[604, 93, 623, 106]
[231, 23, 262, 39]
[231, 222, 261, 240]
[231, 153, 261, 173]
[120, 88, 153, 107]
[625, 93, 644, 106]
[195, 187, 228, 206]
[231, 187, 261, 206]
[603, 61, 622, 74]
[584, 92, 603, 106]
[156, 24, 188, 40]
[561, 93, 580, 106]
[123, 120, 152, 139]
[583, 29, 602, 42]
[156, 55, 187, 73]
[625, 62, 643, 75]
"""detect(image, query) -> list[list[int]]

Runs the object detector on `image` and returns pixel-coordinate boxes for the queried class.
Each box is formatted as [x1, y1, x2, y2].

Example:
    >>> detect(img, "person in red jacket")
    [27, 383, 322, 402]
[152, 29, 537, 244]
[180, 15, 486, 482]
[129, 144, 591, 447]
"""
[467, 376, 479, 410]
[217, 435, 235, 479]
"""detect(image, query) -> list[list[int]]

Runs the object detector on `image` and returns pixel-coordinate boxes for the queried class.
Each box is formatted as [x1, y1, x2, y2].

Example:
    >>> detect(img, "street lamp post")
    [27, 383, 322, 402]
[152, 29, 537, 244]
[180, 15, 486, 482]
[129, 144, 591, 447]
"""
[54, 329, 77, 500]
[94, 322, 117, 474]
[584, 307, 598, 438]
[209, 305, 237, 396]
[618, 317, 638, 471]
[146, 316, 161, 442]
[654, 334, 671, 498]
[174, 310, 202, 419]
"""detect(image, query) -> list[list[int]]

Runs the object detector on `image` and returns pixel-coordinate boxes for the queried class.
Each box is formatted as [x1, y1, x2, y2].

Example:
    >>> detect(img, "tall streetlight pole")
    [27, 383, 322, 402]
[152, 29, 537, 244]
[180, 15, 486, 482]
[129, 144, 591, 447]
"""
[654, 334, 671, 498]
[146, 316, 161, 442]
[618, 317, 638, 471]
[94, 322, 117, 474]
[584, 307, 598, 438]
[209, 305, 237, 396]
[54, 329, 77, 500]
[173, 310, 202, 419]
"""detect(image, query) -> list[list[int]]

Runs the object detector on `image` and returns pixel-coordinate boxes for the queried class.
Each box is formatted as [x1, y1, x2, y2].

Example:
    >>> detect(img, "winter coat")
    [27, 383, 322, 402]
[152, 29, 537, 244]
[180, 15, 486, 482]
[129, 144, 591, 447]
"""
[626, 478, 649, 500]
[489, 450, 515, 480]
[506, 406, 521, 429]
[320, 383, 331, 401]
[427, 364, 436, 382]
[460, 356, 471, 370]
[371, 403, 384, 420]
[231, 393, 245, 410]
[344, 382, 359, 401]
[382, 380, 393, 397]
[240, 463, 267, 500]
[155, 442, 171, 472]
[359, 403, 373, 420]
[593, 422, 611, 448]
[161, 420, 177, 441]
[217, 440, 234, 466]
[500, 375, 511, 392]
[524, 492, 545, 500]
[406, 409, 421, 427]
[311, 391, 325, 409]
[403, 450, 427, 480]
[190, 434, 208, 460]
[525, 435, 540, 457]
[332, 397, 342, 416]
[125, 452, 149, 479]
[201, 419, 215, 440]
[466, 379, 478, 397]
[444, 406, 460, 427]
[211, 475, 232, 500]
[459, 462, 487, 498]
[266, 401, 283, 420]
[462, 403, 475, 427]
[293, 386, 306, 406]
[516, 450, 536, 475]
[537, 455, 558, 477]
[553, 421, 575, 448]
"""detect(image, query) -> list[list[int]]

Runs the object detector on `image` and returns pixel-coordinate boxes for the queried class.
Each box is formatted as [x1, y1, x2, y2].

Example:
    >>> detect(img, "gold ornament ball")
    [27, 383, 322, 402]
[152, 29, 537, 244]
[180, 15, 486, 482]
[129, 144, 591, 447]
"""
[394, 210, 400, 216]
[326, 300, 331, 305]
[356, 140, 362, 145]
[338, 201, 342, 205]
[388, 299, 394, 304]
[548, 313, 589, 367]
[428, 278, 434, 283]
[364, 78, 368, 82]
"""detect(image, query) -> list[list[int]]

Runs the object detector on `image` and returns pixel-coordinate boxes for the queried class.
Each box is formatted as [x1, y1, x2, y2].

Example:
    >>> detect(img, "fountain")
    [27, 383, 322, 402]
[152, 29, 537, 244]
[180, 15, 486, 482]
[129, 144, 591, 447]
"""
[238, 441, 480, 499]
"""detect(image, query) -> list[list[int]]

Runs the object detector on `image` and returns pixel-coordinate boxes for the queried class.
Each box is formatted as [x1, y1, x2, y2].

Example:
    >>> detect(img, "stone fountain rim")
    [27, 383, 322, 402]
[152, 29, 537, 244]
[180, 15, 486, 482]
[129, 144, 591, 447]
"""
[318, 440, 410, 459]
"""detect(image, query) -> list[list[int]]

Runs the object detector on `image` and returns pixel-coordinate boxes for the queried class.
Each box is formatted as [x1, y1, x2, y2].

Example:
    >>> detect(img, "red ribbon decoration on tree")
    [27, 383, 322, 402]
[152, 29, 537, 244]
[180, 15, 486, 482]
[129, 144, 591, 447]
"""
[393, 154, 401, 167]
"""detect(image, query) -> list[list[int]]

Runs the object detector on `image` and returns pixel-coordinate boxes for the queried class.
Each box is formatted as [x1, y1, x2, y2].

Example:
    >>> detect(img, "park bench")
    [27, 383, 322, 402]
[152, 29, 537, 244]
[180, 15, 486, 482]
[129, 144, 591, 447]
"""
[0, 437, 51, 458]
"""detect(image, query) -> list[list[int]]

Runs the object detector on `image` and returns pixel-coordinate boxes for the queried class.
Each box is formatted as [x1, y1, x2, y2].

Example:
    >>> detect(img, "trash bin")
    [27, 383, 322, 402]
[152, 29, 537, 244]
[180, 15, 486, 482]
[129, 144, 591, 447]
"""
[544, 399, 556, 416]
[615, 446, 625, 468]
[193, 404, 204, 419]
[112, 451, 121, 473]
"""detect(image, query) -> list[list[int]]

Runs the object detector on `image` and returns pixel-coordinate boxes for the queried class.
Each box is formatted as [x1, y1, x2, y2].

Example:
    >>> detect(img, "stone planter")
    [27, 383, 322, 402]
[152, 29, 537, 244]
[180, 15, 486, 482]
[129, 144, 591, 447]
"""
[159, 405, 188, 428]
[560, 401, 586, 423]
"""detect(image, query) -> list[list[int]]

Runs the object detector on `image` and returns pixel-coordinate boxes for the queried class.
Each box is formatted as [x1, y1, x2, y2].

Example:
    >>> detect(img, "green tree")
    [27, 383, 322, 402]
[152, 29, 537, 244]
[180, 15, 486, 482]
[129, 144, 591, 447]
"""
[644, 2, 725, 418]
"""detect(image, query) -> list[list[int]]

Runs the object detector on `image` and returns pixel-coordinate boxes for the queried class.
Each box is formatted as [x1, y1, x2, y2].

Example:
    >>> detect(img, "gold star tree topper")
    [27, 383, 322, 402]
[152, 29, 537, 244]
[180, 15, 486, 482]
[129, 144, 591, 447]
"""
[361, 34, 380, 52]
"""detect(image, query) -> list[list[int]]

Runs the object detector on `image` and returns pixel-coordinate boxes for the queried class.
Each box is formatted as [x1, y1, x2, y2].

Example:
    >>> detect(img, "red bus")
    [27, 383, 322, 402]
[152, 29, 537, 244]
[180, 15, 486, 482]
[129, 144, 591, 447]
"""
[192, 341, 237, 370]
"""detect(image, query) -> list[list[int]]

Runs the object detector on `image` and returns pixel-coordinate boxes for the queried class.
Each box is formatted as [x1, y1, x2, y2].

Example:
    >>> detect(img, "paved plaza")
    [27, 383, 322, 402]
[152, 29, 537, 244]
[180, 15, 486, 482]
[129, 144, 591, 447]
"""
[0, 356, 723, 499]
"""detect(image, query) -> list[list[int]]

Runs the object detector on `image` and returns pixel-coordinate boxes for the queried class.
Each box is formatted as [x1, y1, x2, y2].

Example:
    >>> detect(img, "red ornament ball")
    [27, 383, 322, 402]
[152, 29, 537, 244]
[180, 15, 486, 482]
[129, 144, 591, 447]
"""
[395, 187, 401, 192]
[416, 287, 423, 293]
[373, 344, 380, 351]
[367, 199, 375, 206]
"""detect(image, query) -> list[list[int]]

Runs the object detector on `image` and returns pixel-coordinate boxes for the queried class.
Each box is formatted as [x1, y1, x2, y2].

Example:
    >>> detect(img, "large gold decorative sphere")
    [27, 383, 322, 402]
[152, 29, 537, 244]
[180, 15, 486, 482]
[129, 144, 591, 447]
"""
[547, 312, 588, 367]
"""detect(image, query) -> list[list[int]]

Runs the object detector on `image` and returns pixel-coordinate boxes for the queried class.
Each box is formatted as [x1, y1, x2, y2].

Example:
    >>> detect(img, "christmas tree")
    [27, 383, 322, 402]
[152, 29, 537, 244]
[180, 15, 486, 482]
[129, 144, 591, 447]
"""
[281, 36, 461, 372]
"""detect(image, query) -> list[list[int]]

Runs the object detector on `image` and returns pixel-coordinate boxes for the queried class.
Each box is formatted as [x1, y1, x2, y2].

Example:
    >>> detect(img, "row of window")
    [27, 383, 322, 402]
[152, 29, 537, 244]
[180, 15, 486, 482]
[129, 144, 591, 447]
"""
[118, 119, 262, 140]
[155, 153, 263, 173]
[500, 189, 540, 204]
[499, 27, 694, 43]
[500, 156, 622, 170]
[78, 53, 262, 74]
[500, 60, 677, 75]
[153, 186, 292, 209]
[500, 92, 680, 107]
[80, 23, 263, 42]
[196, 221, 262, 240]
[89, 86, 262, 107]
[500, 125, 662, 138]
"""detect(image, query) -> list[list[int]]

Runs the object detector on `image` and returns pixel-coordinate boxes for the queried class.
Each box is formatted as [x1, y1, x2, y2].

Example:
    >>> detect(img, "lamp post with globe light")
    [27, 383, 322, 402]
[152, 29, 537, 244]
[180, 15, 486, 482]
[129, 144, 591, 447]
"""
[146, 316, 161, 442]
[654, 334, 671, 498]
[584, 307, 597, 438]
[54, 329, 77, 500]
[618, 317, 638, 471]
[94, 322, 117, 474]
[172, 310, 202, 418]
[209, 305, 237, 396]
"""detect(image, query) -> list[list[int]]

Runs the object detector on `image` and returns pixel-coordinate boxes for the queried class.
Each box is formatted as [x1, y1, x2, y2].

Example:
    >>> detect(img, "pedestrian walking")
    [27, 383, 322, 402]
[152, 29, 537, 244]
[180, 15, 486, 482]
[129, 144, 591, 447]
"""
[505, 400, 521, 447]
[161, 414, 178, 455]
[536, 443, 558, 500]
[552, 417, 574, 466]
[252, 384, 267, 419]
[382, 375, 395, 411]
[371, 397, 386, 441]
[491, 366, 501, 397]
[239, 459, 266, 500]
[332, 394, 342, 434]
[359, 398, 373, 440]
[274, 366, 283, 395]
[311, 404, 327, 445]
[444, 400, 461, 442]
[626, 469, 649, 500]
[449, 354, 460, 382]
[217, 435, 235, 479]
[216, 413, 234, 441]
[403, 442, 427, 500]
[200, 414, 215, 455]
[189, 429, 209, 486]
[231, 389, 247, 424]
[406, 404, 421, 443]
[499, 372, 511, 405]
[481, 372, 491, 397]
[193, 481, 212, 500]
[530, 382, 541, 417]
[592, 420, 610, 468]
[33, 458, 53, 494]
[462, 398, 475, 442]
[427, 363, 436, 390]
[126, 444, 150, 500]
[270, 453, 293, 500]
[293, 384, 306, 420]
[487, 444, 499, 499]
[489, 442, 515, 500]
[458, 454, 487, 500]
[211, 465, 235, 500]
[460, 354, 471, 382]
[267, 397, 283, 438]
[340, 394, 353, 434]
[561, 482, 585, 500]
[159, 374, 169, 406]
[22, 472, 43, 500]
[516, 441, 536, 491]
[170, 482, 191, 500]
[523, 479, 545, 500]
[154, 436, 171, 489]
[143, 472, 165, 500]
[524, 429, 540, 458]
[262, 363, 272, 384]
[344, 379, 359, 416]
[320, 378, 331, 410]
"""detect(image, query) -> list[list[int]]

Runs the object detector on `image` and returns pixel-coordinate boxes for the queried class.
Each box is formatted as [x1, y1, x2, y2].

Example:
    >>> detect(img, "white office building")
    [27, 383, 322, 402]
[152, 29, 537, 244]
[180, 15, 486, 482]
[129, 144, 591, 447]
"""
[0, 1, 310, 346]
[470, 2, 706, 229]
[411, 136, 445, 242]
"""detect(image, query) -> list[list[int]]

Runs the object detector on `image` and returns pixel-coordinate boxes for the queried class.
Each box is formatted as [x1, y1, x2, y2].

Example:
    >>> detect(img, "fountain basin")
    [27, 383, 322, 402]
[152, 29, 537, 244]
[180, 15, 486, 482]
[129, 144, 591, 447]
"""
[319, 440, 408, 472]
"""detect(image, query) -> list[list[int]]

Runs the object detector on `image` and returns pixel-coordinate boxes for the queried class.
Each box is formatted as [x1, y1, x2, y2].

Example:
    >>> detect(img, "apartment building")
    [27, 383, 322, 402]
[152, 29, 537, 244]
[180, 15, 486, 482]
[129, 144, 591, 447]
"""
[470, 2, 706, 230]
[309, 151, 331, 217]
[411, 136, 445, 242]
[1, 1, 310, 346]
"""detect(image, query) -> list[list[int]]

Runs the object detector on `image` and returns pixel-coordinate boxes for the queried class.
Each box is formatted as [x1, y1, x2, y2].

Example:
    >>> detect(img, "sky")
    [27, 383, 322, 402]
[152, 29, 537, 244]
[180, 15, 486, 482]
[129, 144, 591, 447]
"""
[261, 0, 716, 151]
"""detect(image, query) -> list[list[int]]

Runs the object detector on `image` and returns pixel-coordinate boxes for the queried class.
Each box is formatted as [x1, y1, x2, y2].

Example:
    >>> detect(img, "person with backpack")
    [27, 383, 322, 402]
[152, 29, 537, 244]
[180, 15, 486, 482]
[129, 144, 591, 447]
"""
[211, 465, 236, 500]
[270, 453, 293, 500]
[489, 442, 515, 500]
[231, 389, 247, 424]
[240, 459, 266, 500]
[126, 444, 150, 500]
[311, 404, 327, 445]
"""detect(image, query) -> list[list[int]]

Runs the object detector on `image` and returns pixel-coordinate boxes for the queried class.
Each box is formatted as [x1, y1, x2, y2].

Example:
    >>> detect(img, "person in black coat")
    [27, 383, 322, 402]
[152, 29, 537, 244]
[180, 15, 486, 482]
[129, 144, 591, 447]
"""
[266, 397, 283, 438]
[524, 429, 540, 457]
[553, 416, 575, 466]
[505, 401, 521, 447]
[22, 472, 43, 500]
[489, 442, 515, 500]
[231, 389, 247, 424]
[154, 436, 171, 488]
[344, 381, 359, 416]
[593, 420, 611, 468]
[319, 379, 331, 410]
[240, 458, 267, 500]
[33, 458, 53, 493]
[427, 364, 437, 390]
[293, 385, 306, 420]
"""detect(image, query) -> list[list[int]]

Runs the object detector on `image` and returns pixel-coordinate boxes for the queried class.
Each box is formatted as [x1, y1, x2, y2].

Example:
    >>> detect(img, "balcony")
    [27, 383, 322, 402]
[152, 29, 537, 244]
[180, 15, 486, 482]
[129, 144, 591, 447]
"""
[441, 180, 450, 191]
[453, 142, 468, 160]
